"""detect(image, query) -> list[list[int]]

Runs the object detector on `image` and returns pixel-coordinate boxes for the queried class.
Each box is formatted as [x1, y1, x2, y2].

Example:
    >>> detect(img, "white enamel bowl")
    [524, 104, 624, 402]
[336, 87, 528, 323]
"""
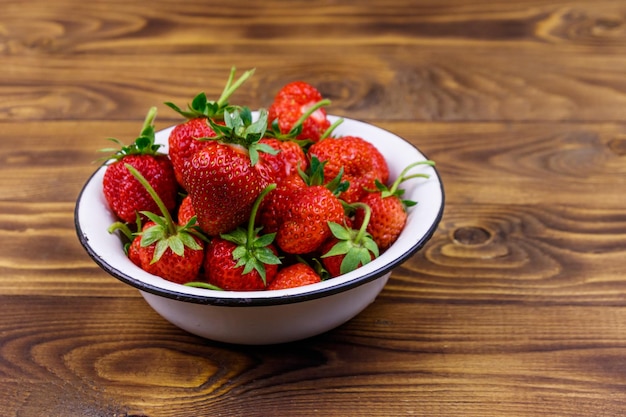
[75, 116, 444, 345]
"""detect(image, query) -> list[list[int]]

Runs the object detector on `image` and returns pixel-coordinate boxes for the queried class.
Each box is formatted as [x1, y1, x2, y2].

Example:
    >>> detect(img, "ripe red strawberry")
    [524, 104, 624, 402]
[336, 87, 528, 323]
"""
[268, 81, 331, 142]
[124, 164, 206, 284]
[102, 107, 178, 223]
[134, 221, 205, 284]
[257, 172, 306, 234]
[127, 233, 142, 267]
[276, 185, 345, 254]
[258, 137, 308, 184]
[182, 107, 277, 236]
[204, 236, 279, 291]
[354, 160, 434, 250]
[165, 68, 255, 188]
[167, 117, 215, 188]
[308, 135, 389, 203]
[259, 156, 346, 254]
[177, 194, 195, 225]
[183, 142, 272, 236]
[354, 192, 406, 252]
[267, 263, 321, 290]
[320, 207, 379, 277]
[203, 185, 281, 291]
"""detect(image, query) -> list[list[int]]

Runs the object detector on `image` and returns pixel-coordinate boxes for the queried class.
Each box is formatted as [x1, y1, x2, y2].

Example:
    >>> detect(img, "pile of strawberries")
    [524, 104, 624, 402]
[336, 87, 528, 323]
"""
[102, 68, 433, 291]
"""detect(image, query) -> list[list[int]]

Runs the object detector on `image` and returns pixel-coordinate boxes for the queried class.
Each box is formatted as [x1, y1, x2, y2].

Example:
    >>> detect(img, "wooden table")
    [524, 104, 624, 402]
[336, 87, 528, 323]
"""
[2, 0, 625, 415]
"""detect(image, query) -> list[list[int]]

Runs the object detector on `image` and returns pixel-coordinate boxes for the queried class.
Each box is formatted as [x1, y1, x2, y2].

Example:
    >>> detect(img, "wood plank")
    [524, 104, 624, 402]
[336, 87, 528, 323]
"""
[1, 1, 625, 122]
[1, 296, 625, 416]
[3, 50, 626, 123]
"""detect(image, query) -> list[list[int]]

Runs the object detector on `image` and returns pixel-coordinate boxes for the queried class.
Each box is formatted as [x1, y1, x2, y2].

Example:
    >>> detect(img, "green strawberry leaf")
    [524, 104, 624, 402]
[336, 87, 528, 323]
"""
[178, 232, 203, 251]
[142, 211, 169, 230]
[140, 224, 165, 247]
[363, 238, 380, 257]
[231, 245, 248, 261]
[253, 232, 277, 248]
[165, 68, 255, 120]
[254, 247, 282, 265]
[307, 257, 331, 281]
[191, 92, 209, 114]
[163, 101, 190, 118]
[220, 228, 248, 246]
[328, 222, 352, 241]
[257, 142, 279, 155]
[321, 213, 379, 275]
[322, 240, 353, 258]
[238, 106, 254, 126]
[340, 249, 363, 274]
[167, 235, 185, 257]
[184, 281, 223, 291]
[99, 107, 163, 162]
[252, 263, 267, 283]
[152, 240, 170, 263]
[240, 257, 257, 275]
[205, 107, 277, 166]
[326, 168, 349, 196]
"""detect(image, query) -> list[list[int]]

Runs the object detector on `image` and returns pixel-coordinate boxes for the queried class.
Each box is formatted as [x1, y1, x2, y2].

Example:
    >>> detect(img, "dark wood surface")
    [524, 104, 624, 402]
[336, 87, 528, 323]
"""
[2, 0, 626, 415]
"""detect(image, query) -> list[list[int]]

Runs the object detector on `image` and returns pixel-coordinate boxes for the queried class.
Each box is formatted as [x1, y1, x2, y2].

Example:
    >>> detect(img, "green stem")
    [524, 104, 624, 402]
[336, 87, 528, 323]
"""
[389, 160, 435, 195]
[107, 221, 135, 240]
[217, 68, 256, 107]
[184, 281, 223, 290]
[246, 183, 277, 249]
[291, 98, 332, 132]
[350, 202, 371, 245]
[140, 106, 158, 135]
[124, 163, 177, 236]
[401, 173, 431, 182]
[319, 117, 344, 140]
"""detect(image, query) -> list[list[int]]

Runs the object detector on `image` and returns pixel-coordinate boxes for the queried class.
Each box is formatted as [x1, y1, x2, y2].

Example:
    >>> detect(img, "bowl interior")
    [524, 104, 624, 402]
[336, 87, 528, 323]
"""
[75, 116, 444, 305]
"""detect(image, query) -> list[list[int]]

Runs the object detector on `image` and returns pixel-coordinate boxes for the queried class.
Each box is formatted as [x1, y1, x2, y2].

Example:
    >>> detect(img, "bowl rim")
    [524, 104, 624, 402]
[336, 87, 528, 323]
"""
[75, 116, 445, 307]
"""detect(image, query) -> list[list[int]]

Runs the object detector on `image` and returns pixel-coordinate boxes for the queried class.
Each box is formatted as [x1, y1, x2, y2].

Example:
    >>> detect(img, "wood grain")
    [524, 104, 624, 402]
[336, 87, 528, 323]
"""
[1, 0, 626, 416]
[2, 296, 626, 416]
[1, 1, 626, 122]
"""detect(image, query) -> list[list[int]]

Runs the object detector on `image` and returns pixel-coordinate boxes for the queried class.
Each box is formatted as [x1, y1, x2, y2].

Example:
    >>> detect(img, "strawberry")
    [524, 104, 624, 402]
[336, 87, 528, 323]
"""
[354, 160, 434, 250]
[320, 204, 379, 277]
[166, 117, 215, 188]
[133, 220, 205, 284]
[204, 236, 279, 291]
[182, 107, 278, 236]
[124, 164, 206, 285]
[308, 135, 389, 203]
[101, 107, 178, 223]
[203, 185, 281, 291]
[257, 172, 306, 234]
[267, 263, 321, 290]
[276, 184, 345, 254]
[127, 231, 143, 267]
[165, 67, 255, 188]
[258, 137, 308, 184]
[258, 157, 347, 254]
[177, 194, 195, 225]
[268, 81, 331, 142]
[184, 143, 269, 236]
